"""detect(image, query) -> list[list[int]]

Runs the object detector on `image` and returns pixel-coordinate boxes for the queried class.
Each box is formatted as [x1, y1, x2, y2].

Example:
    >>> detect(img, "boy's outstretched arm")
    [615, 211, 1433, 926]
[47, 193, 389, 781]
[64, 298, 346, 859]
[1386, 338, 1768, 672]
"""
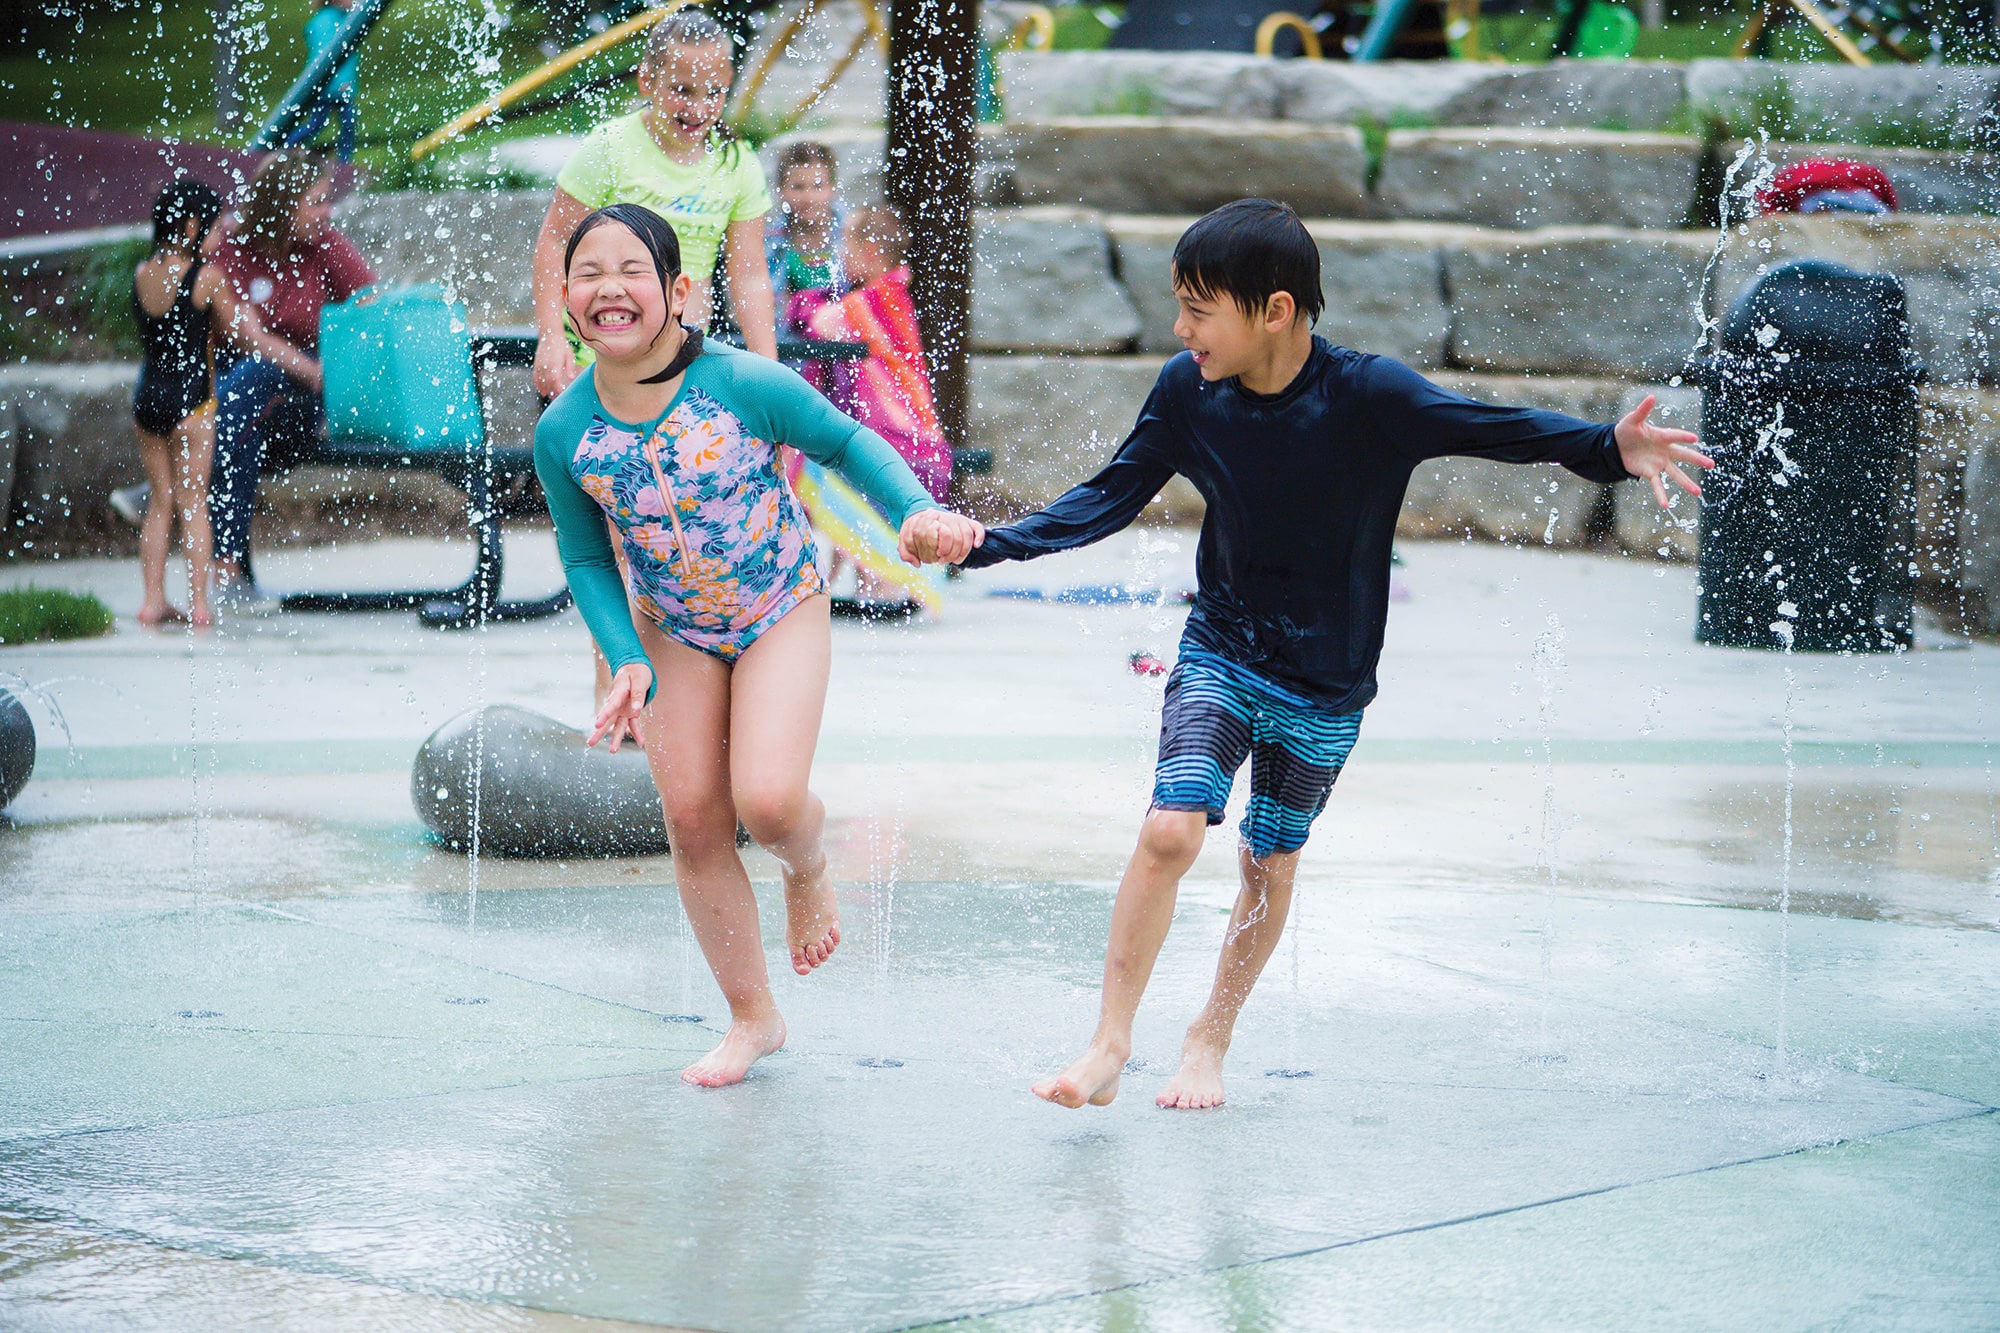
[958, 444, 1177, 570]
[1371, 356, 1712, 498]
[1614, 394, 1714, 509]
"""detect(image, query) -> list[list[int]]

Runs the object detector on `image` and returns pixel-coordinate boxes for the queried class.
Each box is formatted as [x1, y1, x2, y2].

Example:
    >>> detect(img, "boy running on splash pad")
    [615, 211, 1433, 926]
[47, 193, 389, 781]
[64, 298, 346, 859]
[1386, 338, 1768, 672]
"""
[958, 199, 1712, 1111]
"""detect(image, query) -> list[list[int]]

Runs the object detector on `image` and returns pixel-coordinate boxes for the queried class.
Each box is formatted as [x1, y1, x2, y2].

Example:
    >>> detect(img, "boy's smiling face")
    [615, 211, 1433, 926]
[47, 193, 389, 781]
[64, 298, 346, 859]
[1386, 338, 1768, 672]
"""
[1171, 278, 1299, 383]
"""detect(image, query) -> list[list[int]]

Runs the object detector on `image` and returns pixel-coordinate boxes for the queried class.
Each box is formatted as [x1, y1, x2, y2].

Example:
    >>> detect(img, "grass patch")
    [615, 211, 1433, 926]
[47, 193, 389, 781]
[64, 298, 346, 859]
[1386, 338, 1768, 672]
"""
[1354, 108, 1436, 191]
[0, 0, 633, 169]
[1048, 4, 1120, 51]
[0, 587, 116, 646]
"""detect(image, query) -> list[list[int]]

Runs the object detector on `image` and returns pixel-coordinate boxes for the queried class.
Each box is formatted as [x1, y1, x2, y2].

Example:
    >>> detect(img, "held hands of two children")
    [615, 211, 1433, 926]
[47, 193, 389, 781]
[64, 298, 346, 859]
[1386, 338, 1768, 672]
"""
[589, 662, 653, 752]
[897, 509, 986, 567]
[1614, 395, 1716, 510]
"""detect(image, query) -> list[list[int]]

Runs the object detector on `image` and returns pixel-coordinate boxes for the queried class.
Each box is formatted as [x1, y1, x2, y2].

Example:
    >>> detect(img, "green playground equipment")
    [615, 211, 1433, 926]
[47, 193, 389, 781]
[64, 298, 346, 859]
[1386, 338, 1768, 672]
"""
[249, 0, 397, 151]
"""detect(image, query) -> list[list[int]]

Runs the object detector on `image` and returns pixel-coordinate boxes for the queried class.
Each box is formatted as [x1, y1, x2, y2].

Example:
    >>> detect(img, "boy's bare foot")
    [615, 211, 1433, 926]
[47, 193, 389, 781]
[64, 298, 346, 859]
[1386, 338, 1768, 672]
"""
[1157, 1036, 1228, 1110]
[682, 1014, 787, 1087]
[1032, 1042, 1126, 1108]
[783, 856, 840, 975]
[190, 603, 214, 630]
[137, 604, 186, 627]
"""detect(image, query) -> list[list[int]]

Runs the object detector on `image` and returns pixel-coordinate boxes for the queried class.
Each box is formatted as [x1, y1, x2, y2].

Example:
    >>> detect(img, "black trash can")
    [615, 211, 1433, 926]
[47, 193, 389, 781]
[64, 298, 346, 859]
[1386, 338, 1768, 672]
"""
[1693, 259, 1925, 652]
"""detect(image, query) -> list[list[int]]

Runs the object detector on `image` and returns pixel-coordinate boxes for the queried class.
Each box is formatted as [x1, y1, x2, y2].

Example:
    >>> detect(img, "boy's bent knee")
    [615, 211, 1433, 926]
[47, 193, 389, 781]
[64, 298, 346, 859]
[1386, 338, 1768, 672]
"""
[1138, 808, 1208, 866]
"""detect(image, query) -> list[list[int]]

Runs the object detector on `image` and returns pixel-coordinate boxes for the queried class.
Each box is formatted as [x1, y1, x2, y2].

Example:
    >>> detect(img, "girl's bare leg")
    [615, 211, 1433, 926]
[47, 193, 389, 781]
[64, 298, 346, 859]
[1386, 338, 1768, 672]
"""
[133, 427, 182, 625]
[1156, 845, 1301, 1110]
[636, 618, 785, 1087]
[172, 409, 216, 627]
[726, 594, 836, 975]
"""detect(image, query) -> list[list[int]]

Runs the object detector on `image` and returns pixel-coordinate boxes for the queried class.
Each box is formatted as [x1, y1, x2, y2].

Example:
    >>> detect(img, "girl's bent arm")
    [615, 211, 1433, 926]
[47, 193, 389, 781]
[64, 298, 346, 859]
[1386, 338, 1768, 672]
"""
[532, 190, 593, 398]
[725, 215, 778, 358]
[533, 420, 656, 702]
[723, 353, 937, 528]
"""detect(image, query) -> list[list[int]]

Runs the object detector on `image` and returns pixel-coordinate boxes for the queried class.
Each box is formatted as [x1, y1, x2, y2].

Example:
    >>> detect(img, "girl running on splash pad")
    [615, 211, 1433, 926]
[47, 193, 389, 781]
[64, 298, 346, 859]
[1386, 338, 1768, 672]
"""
[534, 204, 985, 1087]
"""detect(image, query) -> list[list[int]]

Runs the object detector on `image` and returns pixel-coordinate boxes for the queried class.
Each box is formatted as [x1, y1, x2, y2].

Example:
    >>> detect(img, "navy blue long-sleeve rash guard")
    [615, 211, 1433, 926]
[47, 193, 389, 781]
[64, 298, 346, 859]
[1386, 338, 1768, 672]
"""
[961, 338, 1633, 713]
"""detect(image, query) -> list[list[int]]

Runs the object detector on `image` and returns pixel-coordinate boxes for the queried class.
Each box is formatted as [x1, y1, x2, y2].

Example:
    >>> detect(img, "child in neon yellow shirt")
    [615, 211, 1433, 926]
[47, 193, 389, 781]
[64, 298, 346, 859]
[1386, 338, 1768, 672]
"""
[531, 9, 778, 398]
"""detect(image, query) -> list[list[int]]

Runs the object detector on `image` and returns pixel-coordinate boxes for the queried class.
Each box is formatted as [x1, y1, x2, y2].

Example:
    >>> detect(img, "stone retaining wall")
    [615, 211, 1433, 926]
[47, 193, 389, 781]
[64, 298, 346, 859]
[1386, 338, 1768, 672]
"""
[996, 118, 1373, 217]
[996, 52, 2000, 143]
[1376, 129, 1702, 230]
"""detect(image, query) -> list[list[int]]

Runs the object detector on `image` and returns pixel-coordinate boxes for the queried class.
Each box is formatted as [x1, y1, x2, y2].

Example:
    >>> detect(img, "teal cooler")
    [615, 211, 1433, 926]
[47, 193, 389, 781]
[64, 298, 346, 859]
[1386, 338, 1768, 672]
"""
[320, 285, 483, 450]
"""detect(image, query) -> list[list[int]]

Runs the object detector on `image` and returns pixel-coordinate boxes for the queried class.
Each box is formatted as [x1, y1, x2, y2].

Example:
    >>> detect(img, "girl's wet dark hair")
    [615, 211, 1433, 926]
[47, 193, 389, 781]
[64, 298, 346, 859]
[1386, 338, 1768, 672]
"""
[1171, 198, 1324, 326]
[564, 203, 683, 288]
[151, 179, 223, 253]
[564, 204, 702, 382]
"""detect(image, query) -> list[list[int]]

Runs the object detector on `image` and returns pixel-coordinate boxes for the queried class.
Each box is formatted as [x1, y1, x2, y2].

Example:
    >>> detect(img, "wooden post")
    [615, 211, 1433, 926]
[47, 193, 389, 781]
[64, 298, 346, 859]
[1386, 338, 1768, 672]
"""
[886, 0, 978, 448]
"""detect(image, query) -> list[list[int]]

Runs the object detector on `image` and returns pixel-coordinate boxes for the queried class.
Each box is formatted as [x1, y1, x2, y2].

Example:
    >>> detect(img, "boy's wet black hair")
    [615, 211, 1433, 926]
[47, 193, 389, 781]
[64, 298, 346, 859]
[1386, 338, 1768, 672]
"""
[150, 179, 222, 253]
[564, 203, 683, 289]
[1171, 198, 1324, 326]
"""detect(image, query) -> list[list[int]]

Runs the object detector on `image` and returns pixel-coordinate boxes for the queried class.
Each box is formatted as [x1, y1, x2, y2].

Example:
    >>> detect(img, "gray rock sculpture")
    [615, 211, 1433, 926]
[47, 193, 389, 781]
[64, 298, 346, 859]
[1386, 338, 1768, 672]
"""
[412, 704, 669, 858]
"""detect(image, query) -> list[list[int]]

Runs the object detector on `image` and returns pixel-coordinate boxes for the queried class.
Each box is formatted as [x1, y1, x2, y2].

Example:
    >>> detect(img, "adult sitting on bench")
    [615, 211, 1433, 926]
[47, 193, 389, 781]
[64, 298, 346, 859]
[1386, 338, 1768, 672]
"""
[208, 149, 375, 612]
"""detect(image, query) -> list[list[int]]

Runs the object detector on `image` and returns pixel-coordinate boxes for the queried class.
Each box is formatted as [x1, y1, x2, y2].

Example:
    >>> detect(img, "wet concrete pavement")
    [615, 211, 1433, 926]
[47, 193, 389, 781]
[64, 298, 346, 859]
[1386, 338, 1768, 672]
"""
[1, 531, 1997, 1329]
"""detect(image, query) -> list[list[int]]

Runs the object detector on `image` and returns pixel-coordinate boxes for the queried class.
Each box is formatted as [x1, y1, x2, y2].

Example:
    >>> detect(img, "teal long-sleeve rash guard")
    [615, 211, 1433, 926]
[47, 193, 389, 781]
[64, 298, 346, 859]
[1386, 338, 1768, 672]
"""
[534, 341, 938, 699]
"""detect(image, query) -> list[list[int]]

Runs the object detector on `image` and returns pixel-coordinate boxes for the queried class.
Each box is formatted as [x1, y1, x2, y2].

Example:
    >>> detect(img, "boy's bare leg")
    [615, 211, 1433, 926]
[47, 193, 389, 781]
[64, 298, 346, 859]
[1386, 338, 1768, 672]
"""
[1033, 808, 1208, 1108]
[725, 595, 839, 976]
[1157, 845, 1301, 1110]
[638, 622, 786, 1088]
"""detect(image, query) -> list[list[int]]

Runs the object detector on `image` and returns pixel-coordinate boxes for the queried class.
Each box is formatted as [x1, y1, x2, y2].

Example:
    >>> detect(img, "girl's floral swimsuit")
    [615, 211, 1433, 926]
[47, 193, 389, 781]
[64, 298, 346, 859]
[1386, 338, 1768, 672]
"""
[535, 340, 938, 676]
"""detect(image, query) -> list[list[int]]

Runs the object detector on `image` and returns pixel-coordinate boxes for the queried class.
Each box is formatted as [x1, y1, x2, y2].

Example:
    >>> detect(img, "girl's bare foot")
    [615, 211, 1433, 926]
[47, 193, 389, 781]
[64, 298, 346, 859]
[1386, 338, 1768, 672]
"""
[1157, 1035, 1228, 1109]
[136, 603, 187, 628]
[189, 602, 215, 630]
[782, 856, 840, 975]
[1032, 1042, 1127, 1108]
[682, 1014, 787, 1087]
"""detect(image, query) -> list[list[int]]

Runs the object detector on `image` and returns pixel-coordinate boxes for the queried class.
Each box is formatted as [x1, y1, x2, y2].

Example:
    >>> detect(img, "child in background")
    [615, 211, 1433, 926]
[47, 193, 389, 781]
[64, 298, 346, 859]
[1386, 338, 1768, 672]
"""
[959, 199, 1711, 1112]
[535, 204, 984, 1086]
[531, 7, 779, 402]
[129, 180, 321, 627]
[803, 205, 951, 504]
[287, 0, 361, 163]
[765, 140, 845, 316]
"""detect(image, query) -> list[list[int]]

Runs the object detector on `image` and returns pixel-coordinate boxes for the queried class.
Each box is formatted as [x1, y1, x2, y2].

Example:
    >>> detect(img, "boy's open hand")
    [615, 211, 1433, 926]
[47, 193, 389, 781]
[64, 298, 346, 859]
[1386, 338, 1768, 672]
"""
[588, 662, 653, 753]
[1615, 395, 1715, 510]
[898, 509, 986, 566]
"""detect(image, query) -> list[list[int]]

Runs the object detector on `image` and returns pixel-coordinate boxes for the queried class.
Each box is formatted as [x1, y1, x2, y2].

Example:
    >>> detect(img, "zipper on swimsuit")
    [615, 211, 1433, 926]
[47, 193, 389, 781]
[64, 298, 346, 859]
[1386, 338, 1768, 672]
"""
[641, 425, 698, 577]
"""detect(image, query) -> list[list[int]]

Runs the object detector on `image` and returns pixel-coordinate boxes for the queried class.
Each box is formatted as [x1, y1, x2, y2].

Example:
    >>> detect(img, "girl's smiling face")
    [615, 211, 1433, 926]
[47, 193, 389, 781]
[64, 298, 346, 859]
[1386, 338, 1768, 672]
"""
[638, 39, 734, 148]
[564, 221, 689, 362]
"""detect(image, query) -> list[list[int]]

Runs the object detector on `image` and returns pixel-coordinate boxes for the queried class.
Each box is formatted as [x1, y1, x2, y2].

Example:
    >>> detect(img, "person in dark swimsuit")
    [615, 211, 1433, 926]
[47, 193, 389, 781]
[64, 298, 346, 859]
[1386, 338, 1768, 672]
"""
[129, 180, 322, 627]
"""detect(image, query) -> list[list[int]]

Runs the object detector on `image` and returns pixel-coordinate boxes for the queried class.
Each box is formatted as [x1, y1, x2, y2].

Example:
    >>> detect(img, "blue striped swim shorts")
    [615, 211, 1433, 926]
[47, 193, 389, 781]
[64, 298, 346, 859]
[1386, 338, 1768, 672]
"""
[1151, 647, 1363, 859]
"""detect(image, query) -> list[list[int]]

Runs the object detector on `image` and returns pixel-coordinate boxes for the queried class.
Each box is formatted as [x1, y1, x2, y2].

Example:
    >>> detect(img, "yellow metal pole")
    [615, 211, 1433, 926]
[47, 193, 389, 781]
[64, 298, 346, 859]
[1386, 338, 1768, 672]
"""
[1005, 5, 1056, 51]
[735, 0, 825, 118]
[1787, 0, 1873, 66]
[1254, 11, 1324, 58]
[410, 0, 697, 162]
